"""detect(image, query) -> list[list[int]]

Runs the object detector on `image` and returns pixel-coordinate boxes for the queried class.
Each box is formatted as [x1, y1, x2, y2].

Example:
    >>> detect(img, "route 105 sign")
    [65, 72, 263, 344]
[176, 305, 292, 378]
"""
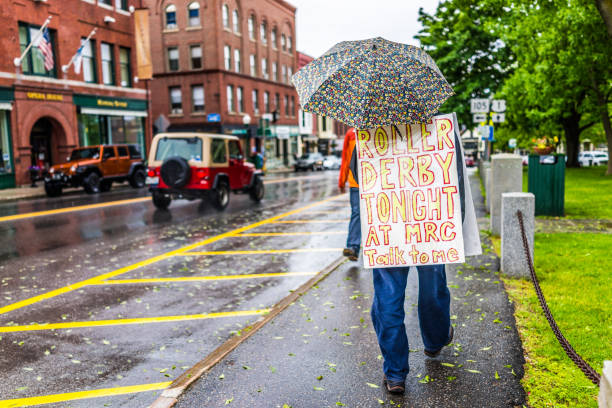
[470, 99, 490, 113]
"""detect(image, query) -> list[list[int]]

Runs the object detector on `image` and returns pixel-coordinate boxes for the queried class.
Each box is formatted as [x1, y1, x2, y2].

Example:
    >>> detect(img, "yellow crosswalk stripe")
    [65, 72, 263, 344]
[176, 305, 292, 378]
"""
[0, 382, 172, 407]
[273, 219, 349, 223]
[0, 309, 269, 333]
[236, 231, 345, 236]
[95, 272, 317, 284]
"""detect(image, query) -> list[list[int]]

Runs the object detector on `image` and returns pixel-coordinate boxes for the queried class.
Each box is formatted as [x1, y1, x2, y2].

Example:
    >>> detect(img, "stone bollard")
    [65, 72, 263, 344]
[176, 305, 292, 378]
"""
[485, 167, 492, 213]
[490, 154, 523, 235]
[501, 192, 534, 278]
[600, 361, 612, 407]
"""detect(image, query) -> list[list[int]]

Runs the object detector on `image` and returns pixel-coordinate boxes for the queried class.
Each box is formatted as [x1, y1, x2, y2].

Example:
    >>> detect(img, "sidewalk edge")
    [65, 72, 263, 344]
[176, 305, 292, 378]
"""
[148, 255, 347, 408]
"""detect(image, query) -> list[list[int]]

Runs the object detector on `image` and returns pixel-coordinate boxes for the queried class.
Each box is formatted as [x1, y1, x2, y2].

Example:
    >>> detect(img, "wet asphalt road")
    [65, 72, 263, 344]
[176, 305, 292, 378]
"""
[0, 170, 350, 407]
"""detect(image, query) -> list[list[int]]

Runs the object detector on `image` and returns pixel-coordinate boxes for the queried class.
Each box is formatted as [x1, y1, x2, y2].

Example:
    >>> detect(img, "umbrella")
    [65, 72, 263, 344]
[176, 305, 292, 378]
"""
[292, 37, 454, 129]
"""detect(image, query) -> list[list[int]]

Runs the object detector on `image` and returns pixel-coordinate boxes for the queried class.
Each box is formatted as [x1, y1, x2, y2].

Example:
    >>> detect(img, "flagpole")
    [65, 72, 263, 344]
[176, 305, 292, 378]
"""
[62, 27, 97, 73]
[13, 16, 52, 68]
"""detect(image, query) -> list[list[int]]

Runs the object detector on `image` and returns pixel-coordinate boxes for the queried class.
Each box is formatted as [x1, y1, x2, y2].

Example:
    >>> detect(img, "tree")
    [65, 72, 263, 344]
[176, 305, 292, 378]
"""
[595, 0, 612, 36]
[495, 0, 612, 169]
[415, 0, 515, 129]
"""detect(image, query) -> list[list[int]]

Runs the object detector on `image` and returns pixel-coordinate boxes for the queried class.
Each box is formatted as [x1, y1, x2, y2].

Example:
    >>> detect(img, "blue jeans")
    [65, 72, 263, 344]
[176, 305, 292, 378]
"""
[371, 265, 451, 382]
[346, 187, 361, 252]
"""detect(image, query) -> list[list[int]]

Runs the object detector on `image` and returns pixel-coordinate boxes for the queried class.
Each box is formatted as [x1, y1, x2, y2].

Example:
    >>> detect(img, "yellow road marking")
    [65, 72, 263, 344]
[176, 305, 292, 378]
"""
[0, 309, 269, 333]
[272, 219, 349, 223]
[95, 272, 318, 284]
[0, 194, 345, 316]
[0, 175, 334, 224]
[0, 197, 150, 223]
[236, 231, 345, 236]
[303, 210, 349, 215]
[0, 382, 172, 408]
[179, 248, 342, 256]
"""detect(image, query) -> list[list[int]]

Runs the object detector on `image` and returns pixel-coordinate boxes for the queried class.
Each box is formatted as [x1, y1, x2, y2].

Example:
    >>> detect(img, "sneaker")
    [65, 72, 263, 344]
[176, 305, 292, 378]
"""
[383, 376, 405, 394]
[342, 247, 358, 261]
[424, 326, 454, 358]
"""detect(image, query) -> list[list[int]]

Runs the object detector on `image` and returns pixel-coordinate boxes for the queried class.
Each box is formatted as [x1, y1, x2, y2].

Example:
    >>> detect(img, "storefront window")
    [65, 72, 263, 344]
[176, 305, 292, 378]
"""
[0, 111, 12, 174]
[78, 113, 145, 153]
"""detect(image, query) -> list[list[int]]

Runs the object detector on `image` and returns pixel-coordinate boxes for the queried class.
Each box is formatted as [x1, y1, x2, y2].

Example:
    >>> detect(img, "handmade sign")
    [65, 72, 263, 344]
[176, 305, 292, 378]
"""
[357, 113, 465, 268]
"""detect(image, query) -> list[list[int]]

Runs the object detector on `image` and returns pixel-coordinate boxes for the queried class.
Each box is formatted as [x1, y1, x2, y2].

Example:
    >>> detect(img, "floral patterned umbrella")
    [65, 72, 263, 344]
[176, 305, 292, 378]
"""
[292, 37, 454, 129]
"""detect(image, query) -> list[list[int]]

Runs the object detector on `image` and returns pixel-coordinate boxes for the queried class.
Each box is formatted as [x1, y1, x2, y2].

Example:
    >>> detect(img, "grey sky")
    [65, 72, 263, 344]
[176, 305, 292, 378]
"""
[288, 0, 441, 58]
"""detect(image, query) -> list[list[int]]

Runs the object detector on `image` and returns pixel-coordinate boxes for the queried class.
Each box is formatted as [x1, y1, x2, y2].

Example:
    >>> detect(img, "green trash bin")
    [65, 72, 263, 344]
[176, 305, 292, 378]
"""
[527, 154, 565, 216]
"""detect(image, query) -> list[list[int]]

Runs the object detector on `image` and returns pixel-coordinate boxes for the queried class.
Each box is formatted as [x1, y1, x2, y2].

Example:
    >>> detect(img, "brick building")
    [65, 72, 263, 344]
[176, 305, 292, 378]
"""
[0, 0, 150, 189]
[145, 0, 299, 168]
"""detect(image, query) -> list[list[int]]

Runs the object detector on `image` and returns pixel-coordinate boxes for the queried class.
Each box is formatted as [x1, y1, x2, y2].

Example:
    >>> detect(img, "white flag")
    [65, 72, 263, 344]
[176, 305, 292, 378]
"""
[73, 45, 84, 75]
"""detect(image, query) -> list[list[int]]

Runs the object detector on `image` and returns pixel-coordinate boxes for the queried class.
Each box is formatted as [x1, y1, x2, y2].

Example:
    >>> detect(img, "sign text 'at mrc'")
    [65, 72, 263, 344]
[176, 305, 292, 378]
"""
[97, 99, 128, 108]
[357, 113, 465, 268]
[26, 92, 63, 101]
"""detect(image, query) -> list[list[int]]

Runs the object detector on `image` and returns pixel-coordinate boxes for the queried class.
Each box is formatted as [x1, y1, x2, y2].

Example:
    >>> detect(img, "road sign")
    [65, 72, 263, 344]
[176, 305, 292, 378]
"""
[207, 113, 220, 122]
[473, 113, 487, 123]
[491, 99, 506, 112]
[508, 138, 517, 148]
[479, 125, 494, 141]
[492, 113, 505, 123]
[470, 99, 490, 113]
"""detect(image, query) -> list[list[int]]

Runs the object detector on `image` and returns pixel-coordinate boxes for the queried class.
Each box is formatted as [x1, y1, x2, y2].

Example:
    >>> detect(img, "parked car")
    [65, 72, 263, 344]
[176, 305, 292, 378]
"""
[44, 144, 146, 197]
[323, 155, 341, 170]
[464, 156, 475, 167]
[294, 152, 324, 171]
[578, 151, 608, 167]
[146, 133, 263, 210]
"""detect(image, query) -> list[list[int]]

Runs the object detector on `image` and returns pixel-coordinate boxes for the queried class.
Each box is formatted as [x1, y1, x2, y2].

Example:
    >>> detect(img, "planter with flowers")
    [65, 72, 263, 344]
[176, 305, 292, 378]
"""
[531, 136, 559, 155]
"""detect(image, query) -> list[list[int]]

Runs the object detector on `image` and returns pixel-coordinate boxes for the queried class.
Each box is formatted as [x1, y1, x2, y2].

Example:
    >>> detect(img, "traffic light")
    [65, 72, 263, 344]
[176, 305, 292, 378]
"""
[272, 110, 278, 123]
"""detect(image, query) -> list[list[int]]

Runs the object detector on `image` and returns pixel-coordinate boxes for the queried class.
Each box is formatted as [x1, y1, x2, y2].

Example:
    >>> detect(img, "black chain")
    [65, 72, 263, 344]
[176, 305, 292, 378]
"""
[516, 210, 600, 386]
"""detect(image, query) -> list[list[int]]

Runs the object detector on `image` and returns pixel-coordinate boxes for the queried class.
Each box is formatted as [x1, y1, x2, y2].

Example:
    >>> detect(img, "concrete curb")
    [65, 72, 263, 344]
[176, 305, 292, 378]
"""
[148, 255, 348, 408]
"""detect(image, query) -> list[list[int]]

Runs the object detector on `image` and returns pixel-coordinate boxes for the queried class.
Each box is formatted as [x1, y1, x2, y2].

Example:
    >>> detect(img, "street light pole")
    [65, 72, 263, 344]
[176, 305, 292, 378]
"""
[242, 113, 252, 158]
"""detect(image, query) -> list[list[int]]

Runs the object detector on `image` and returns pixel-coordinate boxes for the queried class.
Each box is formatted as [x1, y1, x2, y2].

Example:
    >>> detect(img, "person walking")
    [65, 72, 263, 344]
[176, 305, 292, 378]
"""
[338, 127, 360, 261]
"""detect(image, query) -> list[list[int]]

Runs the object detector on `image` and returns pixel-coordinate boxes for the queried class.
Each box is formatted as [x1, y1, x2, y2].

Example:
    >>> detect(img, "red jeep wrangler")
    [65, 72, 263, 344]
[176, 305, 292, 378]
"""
[146, 133, 264, 210]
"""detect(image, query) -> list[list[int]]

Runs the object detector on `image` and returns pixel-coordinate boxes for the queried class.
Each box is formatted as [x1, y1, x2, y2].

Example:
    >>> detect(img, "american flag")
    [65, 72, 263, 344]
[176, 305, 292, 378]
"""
[37, 28, 54, 71]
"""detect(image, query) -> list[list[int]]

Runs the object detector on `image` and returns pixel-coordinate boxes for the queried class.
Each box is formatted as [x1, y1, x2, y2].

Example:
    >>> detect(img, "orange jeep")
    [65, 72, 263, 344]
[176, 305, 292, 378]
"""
[44, 144, 146, 197]
[146, 133, 264, 210]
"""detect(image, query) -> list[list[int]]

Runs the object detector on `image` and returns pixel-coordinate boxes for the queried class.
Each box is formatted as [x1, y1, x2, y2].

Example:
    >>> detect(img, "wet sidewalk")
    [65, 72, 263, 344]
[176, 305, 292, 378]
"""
[165, 173, 527, 408]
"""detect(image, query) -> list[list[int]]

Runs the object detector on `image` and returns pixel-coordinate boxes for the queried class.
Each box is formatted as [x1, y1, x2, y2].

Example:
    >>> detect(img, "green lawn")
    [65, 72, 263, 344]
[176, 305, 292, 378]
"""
[522, 166, 612, 219]
[503, 233, 611, 407]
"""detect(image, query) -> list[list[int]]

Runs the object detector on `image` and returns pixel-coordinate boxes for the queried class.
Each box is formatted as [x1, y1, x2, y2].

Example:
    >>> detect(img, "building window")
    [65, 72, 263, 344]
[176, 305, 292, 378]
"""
[170, 86, 182, 114]
[274, 93, 280, 112]
[234, 49, 241, 72]
[288, 36, 293, 52]
[272, 62, 277, 81]
[249, 54, 256, 76]
[115, 0, 127, 10]
[222, 4, 230, 29]
[168, 47, 179, 71]
[188, 2, 200, 27]
[287, 67, 293, 84]
[18, 23, 57, 77]
[227, 85, 234, 112]
[248, 15, 255, 40]
[282, 65, 287, 83]
[233, 10, 240, 33]
[291, 96, 295, 116]
[81, 38, 96, 83]
[285, 95, 289, 116]
[321, 116, 327, 131]
[252, 89, 259, 115]
[99, 0, 112, 5]
[271, 28, 277, 48]
[261, 58, 268, 79]
[224, 45, 231, 70]
[191, 85, 204, 112]
[190, 45, 202, 69]
[264, 91, 270, 113]
[165, 5, 177, 29]
[101, 42, 115, 85]
[237, 87, 244, 112]
[119, 47, 131, 87]
[281, 34, 286, 51]
[260, 21, 267, 44]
